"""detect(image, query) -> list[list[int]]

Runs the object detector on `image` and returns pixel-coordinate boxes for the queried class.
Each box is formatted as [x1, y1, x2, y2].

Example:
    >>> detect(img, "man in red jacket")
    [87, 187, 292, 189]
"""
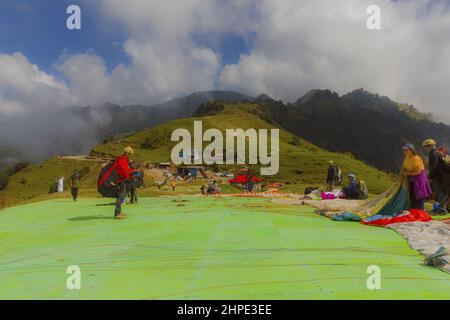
[114, 146, 135, 219]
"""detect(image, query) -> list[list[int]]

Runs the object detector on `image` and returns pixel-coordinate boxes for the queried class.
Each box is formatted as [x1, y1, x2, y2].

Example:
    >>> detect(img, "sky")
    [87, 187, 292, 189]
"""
[0, 0, 450, 122]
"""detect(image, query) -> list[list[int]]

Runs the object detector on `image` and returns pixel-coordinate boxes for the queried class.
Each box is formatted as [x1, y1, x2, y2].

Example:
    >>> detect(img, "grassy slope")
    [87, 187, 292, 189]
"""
[0, 196, 448, 299]
[93, 103, 394, 192]
[0, 103, 394, 207]
[0, 158, 102, 206]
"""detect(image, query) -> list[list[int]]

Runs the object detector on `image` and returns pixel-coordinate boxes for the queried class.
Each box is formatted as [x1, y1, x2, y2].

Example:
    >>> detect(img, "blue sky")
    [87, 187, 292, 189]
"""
[0, 0, 250, 75]
[0, 0, 449, 122]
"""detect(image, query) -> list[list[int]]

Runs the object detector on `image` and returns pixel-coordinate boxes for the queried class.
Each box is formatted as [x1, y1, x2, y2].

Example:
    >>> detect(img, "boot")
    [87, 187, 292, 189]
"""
[115, 212, 127, 219]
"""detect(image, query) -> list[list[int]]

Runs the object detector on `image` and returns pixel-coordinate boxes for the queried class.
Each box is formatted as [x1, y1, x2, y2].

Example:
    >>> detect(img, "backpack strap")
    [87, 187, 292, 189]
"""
[98, 159, 120, 188]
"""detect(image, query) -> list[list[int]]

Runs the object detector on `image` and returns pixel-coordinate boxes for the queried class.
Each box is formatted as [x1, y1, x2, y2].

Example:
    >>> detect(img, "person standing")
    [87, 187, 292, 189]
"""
[129, 172, 139, 204]
[401, 143, 432, 210]
[245, 169, 253, 193]
[57, 176, 64, 193]
[423, 139, 449, 214]
[114, 146, 135, 219]
[170, 179, 177, 192]
[128, 161, 139, 204]
[326, 161, 338, 191]
[69, 169, 81, 201]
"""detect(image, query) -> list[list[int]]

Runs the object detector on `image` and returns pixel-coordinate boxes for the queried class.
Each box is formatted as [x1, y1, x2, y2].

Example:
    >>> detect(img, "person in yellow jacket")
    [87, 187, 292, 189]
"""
[170, 179, 177, 192]
[400, 143, 432, 210]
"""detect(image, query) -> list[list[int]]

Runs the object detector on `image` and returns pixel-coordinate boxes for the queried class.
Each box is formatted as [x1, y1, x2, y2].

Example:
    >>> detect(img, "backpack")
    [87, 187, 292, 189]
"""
[129, 171, 144, 189]
[97, 160, 121, 198]
[304, 187, 319, 195]
[437, 147, 450, 167]
[356, 180, 369, 199]
[335, 166, 343, 185]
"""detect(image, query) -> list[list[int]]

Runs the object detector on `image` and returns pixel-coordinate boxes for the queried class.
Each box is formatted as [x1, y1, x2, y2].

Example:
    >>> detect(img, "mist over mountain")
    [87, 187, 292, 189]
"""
[0, 91, 250, 169]
[0, 88, 449, 173]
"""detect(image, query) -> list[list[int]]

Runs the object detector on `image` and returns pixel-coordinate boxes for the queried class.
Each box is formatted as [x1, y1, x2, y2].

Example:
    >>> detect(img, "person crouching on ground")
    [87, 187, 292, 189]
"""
[69, 169, 81, 201]
[400, 143, 432, 210]
[423, 139, 449, 214]
[114, 146, 136, 219]
[342, 174, 358, 199]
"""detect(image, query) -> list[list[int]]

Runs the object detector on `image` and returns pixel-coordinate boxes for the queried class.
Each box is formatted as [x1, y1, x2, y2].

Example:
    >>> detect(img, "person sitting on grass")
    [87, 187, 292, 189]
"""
[341, 174, 358, 199]
[207, 180, 219, 194]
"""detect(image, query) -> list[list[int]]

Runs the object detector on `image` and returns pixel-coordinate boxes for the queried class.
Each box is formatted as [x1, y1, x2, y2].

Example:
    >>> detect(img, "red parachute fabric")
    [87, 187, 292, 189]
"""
[229, 175, 263, 184]
[362, 209, 432, 226]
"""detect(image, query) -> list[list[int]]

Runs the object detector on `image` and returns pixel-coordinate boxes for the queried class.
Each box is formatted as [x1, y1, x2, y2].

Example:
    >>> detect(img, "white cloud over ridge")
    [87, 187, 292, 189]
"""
[219, 0, 450, 121]
[0, 52, 75, 116]
[1, 0, 450, 122]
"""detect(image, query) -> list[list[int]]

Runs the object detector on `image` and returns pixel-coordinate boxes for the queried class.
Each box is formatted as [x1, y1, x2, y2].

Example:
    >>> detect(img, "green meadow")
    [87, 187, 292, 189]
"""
[0, 196, 448, 299]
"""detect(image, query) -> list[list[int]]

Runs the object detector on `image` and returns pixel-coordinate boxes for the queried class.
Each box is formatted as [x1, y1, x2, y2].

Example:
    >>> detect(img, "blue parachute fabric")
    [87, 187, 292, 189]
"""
[375, 182, 410, 216]
[331, 212, 362, 221]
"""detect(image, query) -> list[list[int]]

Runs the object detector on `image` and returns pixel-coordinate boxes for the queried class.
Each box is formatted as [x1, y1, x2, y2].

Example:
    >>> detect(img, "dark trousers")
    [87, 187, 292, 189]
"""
[130, 185, 138, 204]
[431, 180, 448, 211]
[115, 182, 128, 216]
[326, 182, 335, 192]
[410, 192, 425, 210]
[71, 187, 79, 201]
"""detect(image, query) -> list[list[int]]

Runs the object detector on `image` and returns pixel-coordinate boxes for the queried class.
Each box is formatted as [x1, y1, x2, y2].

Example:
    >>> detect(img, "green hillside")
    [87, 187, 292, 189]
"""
[0, 102, 395, 207]
[93, 102, 394, 191]
[0, 157, 102, 206]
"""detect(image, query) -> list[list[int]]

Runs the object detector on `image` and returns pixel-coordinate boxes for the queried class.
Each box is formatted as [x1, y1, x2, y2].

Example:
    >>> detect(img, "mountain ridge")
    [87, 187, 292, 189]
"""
[1, 88, 449, 173]
[0, 101, 394, 207]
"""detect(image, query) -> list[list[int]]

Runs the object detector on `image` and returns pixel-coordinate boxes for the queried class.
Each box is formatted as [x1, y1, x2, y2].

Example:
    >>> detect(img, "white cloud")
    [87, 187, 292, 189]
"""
[0, 52, 74, 116]
[54, 52, 111, 106]
[51, 0, 253, 106]
[108, 39, 220, 104]
[97, 0, 259, 42]
[1, 0, 450, 123]
[219, 0, 450, 122]
[82, 0, 258, 104]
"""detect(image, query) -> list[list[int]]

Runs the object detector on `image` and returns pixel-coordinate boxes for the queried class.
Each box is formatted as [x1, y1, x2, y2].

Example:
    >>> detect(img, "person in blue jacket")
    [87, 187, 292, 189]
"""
[342, 174, 358, 199]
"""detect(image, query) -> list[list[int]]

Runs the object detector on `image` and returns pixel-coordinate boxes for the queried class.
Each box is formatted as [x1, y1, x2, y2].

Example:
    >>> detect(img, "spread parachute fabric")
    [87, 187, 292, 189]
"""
[317, 179, 411, 221]
[362, 209, 432, 226]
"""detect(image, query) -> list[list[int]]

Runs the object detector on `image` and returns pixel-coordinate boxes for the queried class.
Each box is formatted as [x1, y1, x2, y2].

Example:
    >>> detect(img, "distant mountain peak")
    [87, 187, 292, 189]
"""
[256, 93, 274, 101]
[295, 89, 339, 106]
[342, 89, 433, 121]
